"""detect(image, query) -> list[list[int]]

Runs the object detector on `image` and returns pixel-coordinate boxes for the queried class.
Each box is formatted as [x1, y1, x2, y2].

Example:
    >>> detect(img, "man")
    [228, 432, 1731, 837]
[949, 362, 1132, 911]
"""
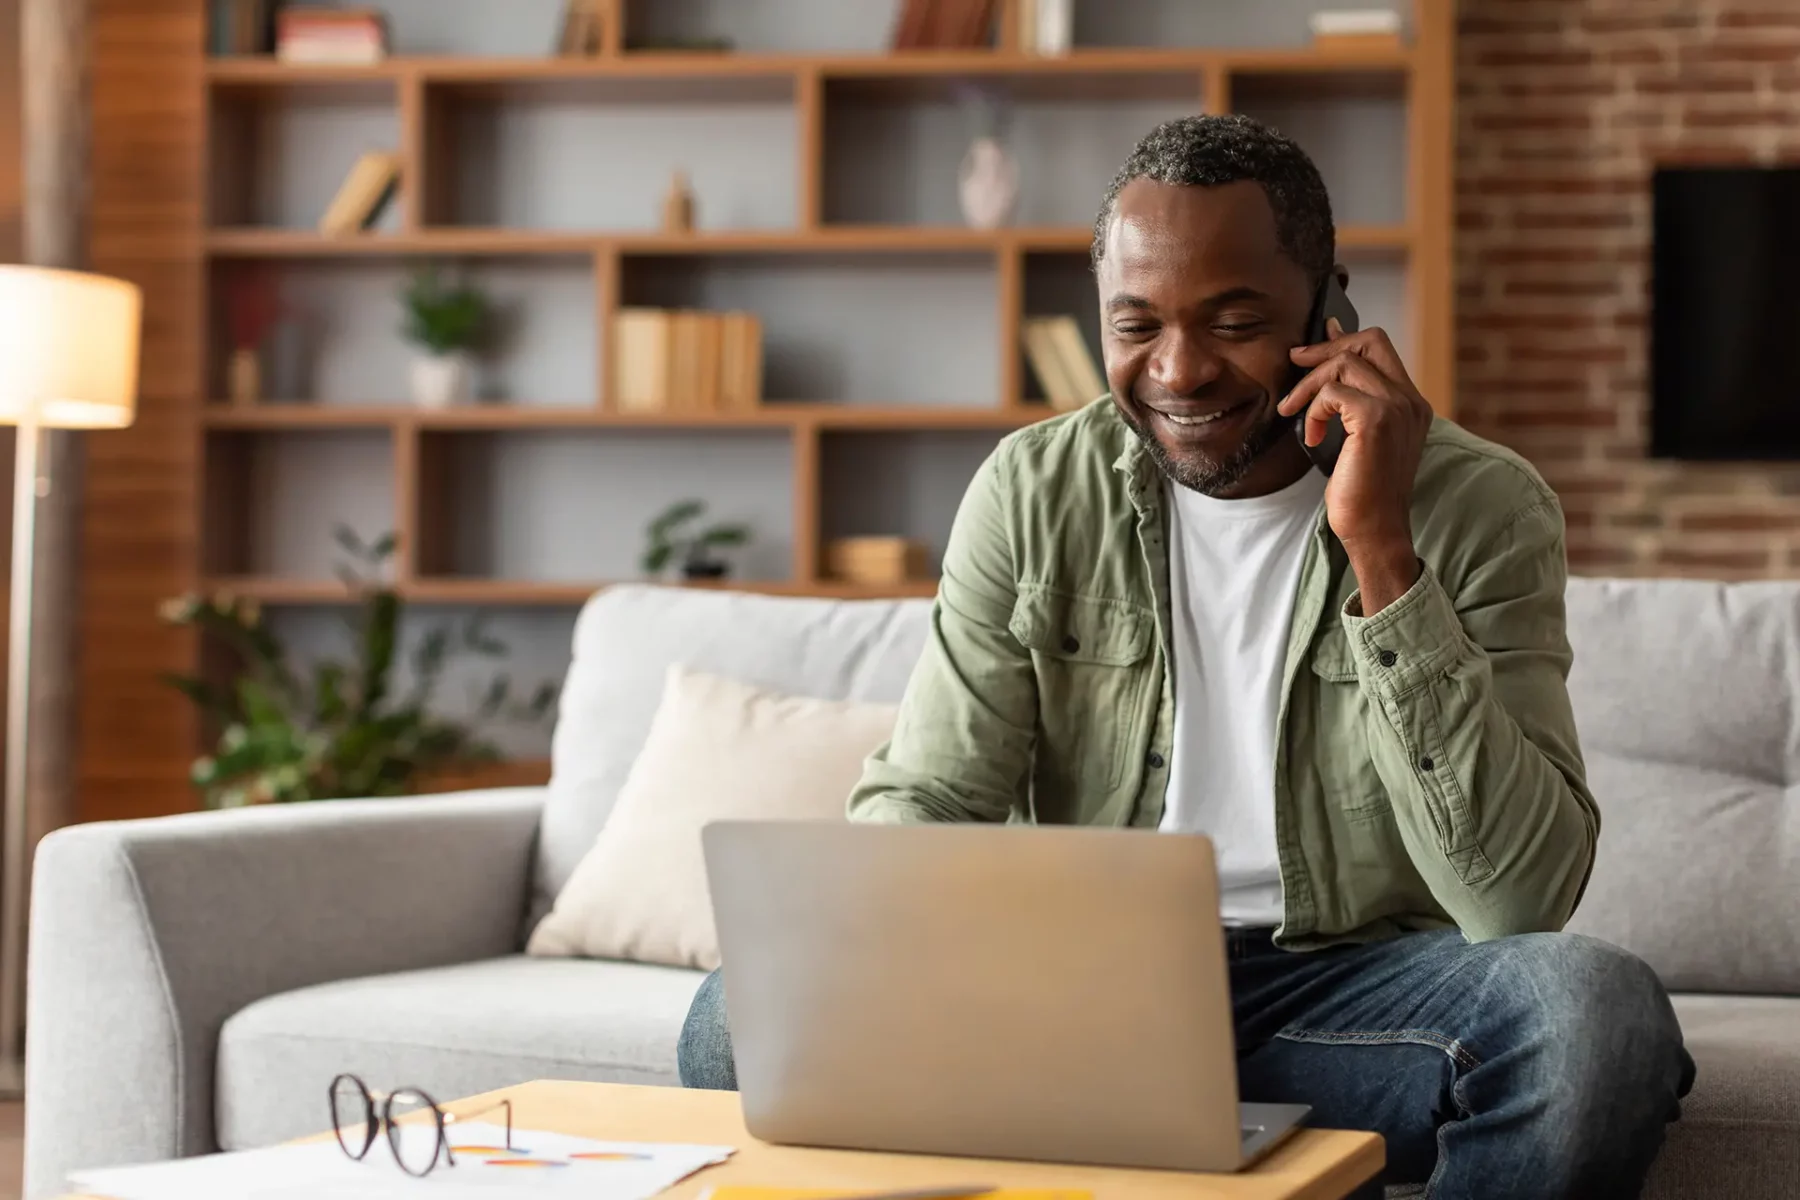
[679, 116, 1693, 1198]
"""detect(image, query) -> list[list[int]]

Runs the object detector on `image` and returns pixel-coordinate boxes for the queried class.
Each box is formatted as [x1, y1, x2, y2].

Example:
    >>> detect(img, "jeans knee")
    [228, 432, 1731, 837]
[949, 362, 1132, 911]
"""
[1504, 933, 1688, 1097]
[677, 969, 738, 1091]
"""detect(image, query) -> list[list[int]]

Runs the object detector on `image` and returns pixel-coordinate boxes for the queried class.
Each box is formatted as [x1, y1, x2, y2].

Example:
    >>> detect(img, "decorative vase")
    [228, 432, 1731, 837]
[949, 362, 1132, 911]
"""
[957, 136, 1018, 230]
[410, 351, 473, 409]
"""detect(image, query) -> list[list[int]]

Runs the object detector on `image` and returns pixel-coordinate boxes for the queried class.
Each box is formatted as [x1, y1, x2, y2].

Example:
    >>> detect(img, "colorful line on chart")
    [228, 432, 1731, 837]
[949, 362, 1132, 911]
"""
[570, 1151, 656, 1162]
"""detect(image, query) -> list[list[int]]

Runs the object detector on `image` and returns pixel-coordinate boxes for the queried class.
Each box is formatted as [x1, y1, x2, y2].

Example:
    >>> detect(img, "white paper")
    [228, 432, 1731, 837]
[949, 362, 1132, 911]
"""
[70, 1124, 735, 1200]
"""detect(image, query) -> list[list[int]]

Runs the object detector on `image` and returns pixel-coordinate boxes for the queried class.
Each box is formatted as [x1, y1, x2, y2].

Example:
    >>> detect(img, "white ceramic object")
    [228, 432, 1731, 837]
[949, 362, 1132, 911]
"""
[957, 136, 1019, 230]
[410, 351, 472, 408]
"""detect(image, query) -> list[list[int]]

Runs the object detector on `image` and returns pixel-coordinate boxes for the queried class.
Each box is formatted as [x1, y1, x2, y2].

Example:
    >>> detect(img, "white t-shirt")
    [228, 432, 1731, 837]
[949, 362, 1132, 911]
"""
[1159, 468, 1328, 927]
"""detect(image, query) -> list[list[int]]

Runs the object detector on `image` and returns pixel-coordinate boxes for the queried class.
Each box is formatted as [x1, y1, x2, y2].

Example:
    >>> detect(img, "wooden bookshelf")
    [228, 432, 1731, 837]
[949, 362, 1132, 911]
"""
[122, 0, 1462, 800]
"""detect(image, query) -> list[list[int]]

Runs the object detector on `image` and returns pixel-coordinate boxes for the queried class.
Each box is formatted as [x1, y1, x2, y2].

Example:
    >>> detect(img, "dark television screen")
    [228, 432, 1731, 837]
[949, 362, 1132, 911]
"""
[1653, 166, 1800, 460]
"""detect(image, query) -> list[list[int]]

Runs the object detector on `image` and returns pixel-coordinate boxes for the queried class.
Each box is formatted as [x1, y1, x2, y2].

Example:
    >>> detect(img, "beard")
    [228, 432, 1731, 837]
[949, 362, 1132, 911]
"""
[1120, 399, 1291, 497]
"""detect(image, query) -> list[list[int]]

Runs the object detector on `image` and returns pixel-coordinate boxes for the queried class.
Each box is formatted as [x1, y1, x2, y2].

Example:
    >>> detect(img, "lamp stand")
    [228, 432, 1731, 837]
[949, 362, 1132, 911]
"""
[0, 418, 41, 1096]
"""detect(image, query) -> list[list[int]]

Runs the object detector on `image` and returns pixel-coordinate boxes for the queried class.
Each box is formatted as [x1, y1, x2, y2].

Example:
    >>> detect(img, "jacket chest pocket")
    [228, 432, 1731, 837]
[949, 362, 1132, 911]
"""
[1009, 586, 1155, 800]
[1309, 627, 1391, 824]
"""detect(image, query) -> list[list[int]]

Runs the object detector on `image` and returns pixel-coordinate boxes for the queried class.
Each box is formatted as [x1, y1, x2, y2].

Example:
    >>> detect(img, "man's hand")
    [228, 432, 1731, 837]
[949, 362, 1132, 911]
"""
[1278, 319, 1433, 615]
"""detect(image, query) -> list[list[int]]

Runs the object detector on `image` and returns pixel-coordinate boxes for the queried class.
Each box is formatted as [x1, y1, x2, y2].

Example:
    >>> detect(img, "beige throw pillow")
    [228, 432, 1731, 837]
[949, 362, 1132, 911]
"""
[527, 664, 899, 970]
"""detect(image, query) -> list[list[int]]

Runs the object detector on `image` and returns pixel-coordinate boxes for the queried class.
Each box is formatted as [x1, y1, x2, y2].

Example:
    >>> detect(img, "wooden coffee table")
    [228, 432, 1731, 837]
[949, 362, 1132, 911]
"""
[69, 1079, 1383, 1200]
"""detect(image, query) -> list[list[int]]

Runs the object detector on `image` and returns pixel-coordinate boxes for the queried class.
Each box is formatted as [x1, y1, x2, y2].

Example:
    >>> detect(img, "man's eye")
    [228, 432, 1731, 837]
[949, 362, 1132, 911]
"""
[1113, 324, 1156, 337]
[1214, 321, 1268, 336]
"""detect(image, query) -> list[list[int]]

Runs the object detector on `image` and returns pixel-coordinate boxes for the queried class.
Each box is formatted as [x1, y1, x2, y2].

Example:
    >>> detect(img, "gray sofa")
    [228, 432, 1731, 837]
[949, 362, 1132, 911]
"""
[23, 580, 1800, 1198]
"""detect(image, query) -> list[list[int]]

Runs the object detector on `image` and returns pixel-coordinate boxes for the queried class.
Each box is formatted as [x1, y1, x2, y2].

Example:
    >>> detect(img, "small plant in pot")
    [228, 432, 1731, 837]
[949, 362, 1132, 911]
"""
[401, 263, 489, 409]
[641, 499, 750, 582]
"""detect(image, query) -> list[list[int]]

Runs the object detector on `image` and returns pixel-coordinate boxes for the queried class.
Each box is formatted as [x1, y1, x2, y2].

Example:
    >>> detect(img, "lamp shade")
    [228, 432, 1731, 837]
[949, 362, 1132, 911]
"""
[0, 265, 140, 429]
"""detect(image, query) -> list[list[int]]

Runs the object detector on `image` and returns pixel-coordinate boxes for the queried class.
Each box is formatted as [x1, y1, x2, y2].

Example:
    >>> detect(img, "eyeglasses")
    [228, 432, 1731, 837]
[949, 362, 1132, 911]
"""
[329, 1073, 517, 1177]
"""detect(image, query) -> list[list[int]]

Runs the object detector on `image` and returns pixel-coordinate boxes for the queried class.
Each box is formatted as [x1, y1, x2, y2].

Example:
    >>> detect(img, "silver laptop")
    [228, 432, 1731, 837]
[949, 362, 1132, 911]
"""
[700, 820, 1310, 1172]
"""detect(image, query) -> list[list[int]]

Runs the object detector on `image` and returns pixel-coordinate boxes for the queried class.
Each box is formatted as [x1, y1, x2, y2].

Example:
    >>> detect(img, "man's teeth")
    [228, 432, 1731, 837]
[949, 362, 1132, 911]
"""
[1159, 407, 1234, 426]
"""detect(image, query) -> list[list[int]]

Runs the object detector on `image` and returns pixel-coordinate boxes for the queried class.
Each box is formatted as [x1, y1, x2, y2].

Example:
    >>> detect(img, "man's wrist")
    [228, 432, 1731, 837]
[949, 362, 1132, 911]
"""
[1345, 537, 1421, 617]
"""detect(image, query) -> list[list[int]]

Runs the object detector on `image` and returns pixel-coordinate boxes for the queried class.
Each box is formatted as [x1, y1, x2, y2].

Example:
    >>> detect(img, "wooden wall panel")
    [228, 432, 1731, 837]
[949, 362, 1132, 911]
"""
[81, 0, 203, 822]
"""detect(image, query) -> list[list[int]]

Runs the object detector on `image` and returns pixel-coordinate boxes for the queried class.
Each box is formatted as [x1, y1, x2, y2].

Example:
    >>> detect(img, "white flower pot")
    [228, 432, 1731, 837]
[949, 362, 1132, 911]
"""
[410, 352, 473, 409]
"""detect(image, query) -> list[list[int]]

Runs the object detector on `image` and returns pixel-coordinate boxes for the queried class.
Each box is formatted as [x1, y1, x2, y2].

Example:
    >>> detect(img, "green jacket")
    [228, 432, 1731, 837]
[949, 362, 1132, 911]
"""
[848, 399, 1598, 947]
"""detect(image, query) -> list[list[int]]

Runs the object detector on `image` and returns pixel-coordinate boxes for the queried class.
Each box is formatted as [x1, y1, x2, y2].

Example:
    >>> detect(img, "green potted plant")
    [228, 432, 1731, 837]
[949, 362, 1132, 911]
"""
[158, 527, 556, 808]
[401, 263, 490, 409]
[641, 499, 750, 581]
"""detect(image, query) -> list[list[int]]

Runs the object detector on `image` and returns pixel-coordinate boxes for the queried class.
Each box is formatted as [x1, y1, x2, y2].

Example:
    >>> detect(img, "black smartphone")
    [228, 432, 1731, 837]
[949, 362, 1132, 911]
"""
[1293, 268, 1360, 475]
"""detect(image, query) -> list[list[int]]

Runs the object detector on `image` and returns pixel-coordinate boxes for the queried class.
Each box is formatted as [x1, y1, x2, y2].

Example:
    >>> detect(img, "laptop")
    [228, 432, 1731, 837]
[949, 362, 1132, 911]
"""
[700, 820, 1310, 1172]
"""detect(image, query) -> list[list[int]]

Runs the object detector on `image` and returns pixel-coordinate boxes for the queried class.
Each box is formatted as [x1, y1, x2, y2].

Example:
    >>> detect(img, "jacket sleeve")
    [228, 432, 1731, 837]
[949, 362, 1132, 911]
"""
[848, 448, 1037, 824]
[1340, 498, 1599, 942]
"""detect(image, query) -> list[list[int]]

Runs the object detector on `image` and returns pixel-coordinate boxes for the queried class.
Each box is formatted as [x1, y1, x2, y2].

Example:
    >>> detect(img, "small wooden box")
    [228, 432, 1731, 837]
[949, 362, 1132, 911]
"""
[825, 537, 930, 585]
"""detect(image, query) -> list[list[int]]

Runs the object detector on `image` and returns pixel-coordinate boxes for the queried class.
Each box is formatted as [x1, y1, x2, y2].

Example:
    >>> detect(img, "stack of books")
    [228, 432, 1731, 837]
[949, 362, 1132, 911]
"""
[891, 0, 1000, 49]
[318, 152, 401, 235]
[276, 7, 390, 64]
[1022, 315, 1107, 410]
[1015, 0, 1074, 56]
[613, 309, 764, 414]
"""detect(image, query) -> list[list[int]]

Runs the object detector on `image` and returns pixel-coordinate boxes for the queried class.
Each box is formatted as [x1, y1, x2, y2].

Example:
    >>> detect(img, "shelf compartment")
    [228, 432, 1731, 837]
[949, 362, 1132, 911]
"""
[417, 75, 796, 230]
[208, 257, 597, 407]
[620, 252, 1001, 407]
[410, 429, 795, 585]
[1230, 70, 1409, 229]
[208, 80, 401, 230]
[204, 429, 397, 580]
[818, 429, 1008, 581]
[199, 576, 942, 605]
[822, 81, 1202, 227]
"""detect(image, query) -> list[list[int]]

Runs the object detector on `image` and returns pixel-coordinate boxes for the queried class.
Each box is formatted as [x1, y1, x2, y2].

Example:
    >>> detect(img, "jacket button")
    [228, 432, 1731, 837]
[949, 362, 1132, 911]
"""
[1419, 756, 1434, 772]
[1062, 634, 1080, 653]
[1147, 751, 1165, 769]
[1378, 649, 1397, 668]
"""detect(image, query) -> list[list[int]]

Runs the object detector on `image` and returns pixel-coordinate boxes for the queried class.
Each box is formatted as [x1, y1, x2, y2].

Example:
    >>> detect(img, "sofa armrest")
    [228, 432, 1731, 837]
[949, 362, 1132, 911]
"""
[23, 787, 545, 1199]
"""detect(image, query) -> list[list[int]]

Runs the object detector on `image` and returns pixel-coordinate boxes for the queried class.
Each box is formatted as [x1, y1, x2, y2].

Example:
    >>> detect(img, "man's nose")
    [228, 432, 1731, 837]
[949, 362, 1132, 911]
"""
[1147, 329, 1225, 397]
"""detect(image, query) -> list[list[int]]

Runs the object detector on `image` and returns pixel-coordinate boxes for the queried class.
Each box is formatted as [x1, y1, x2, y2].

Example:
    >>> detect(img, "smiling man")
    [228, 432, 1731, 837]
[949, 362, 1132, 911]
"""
[678, 115, 1693, 1197]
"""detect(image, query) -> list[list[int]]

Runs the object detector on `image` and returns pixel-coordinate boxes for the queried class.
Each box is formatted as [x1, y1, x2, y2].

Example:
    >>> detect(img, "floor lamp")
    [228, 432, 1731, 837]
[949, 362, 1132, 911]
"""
[0, 265, 142, 1093]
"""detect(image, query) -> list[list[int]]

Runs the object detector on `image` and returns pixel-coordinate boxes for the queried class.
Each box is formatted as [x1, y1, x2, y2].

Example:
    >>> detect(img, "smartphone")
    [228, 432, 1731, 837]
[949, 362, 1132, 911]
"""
[1293, 268, 1360, 475]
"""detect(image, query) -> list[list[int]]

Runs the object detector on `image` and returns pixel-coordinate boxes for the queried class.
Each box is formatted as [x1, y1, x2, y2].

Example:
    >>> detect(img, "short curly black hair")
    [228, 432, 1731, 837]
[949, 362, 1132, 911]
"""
[1091, 114, 1335, 287]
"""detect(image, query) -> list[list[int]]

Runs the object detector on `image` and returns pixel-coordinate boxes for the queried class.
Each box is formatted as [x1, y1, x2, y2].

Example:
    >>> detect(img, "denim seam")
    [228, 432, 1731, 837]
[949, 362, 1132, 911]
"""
[1272, 1027, 1482, 1073]
[1422, 1068, 1474, 1200]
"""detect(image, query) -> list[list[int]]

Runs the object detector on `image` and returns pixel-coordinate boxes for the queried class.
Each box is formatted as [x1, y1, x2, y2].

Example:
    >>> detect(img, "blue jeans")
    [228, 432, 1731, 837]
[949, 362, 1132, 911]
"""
[678, 928, 1694, 1199]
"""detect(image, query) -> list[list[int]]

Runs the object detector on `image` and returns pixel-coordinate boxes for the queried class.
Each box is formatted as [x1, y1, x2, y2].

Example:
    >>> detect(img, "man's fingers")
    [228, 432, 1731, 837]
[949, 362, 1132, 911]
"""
[1278, 351, 1394, 418]
[1289, 325, 1414, 390]
[1303, 381, 1379, 447]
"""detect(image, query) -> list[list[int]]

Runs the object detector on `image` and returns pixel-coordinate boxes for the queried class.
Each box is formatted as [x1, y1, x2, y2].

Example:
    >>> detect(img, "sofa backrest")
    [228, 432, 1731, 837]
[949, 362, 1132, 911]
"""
[539, 577, 1800, 996]
[534, 585, 933, 927]
[1562, 576, 1800, 994]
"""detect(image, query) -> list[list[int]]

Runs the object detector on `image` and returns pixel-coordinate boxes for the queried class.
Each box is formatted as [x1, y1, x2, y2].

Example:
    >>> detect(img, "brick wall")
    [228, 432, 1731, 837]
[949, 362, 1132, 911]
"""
[1457, 0, 1800, 577]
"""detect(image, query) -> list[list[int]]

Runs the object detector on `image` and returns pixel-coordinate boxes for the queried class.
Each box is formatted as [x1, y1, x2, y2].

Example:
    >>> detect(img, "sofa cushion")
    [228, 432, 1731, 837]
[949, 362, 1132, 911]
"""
[215, 955, 705, 1150]
[1646, 994, 1800, 1200]
[537, 586, 932, 926]
[528, 666, 899, 969]
[1563, 577, 1800, 994]
[1565, 750, 1800, 995]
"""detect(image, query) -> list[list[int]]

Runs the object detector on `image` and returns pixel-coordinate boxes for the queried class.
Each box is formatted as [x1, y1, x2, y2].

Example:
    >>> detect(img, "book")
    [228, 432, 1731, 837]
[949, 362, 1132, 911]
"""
[209, 0, 268, 56]
[1022, 317, 1081, 409]
[891, 0, 938, 49]
[693, 313, 724, 414]
[614, 309, 672, 413]
[1015, 0, 1037, 54]
[719, 312, 763, 410]
[1045, 315, 1106, 404]
[556, 0, 606, 55]
[317, 152, 401, 235]
[277, 7, 389, 64]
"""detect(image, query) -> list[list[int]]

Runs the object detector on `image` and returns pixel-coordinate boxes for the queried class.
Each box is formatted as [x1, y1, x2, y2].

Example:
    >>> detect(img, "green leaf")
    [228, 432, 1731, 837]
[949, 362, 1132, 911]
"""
[160, 672, 241, 724]
[647, 499, 705, 537]
[697, 523, 750, 549]
[353, 590, 399, 719]
[333, 525, 366, 558]
[642, 543, 673, 574]
[369, 531, 399, 561]
[313, 661, 347, 725]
